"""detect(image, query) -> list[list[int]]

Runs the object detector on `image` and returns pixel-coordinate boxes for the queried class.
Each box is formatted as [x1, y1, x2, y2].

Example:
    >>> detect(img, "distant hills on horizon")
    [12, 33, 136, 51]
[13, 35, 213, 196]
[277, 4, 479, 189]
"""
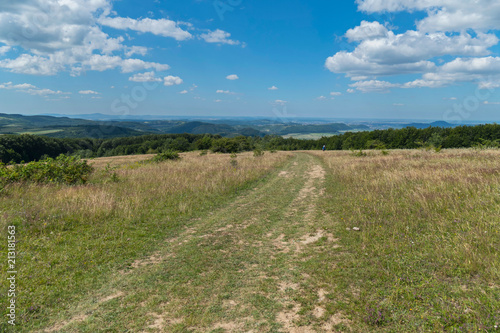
[0, 112, 487, 139]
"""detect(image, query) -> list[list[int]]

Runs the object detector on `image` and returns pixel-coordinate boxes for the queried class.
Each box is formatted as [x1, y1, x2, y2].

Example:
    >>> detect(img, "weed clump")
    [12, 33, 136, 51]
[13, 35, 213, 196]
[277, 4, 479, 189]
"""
[0, 155, 93, 185]
[351, 149, 367, 157]
[253, 149, 265, 157]
[101, 163, 120, 183]
[150, 150, 180, 162]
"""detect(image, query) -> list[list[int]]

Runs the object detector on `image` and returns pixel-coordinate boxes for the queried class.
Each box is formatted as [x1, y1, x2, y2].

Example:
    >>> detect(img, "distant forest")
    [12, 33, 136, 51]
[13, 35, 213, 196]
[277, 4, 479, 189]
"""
[0, 124, 499, 163]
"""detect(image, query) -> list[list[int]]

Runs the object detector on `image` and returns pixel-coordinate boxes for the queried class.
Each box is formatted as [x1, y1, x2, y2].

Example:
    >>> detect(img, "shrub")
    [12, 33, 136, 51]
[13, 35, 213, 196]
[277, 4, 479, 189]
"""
[366, 139, 386, 150]
[0, 155, 94, 185]
[473, 138, 500, 149]
[253, 149, 265, 157]
[351, 149, 367, 157]
[101, 163, 120, 183]
[150, 150, 180, 162]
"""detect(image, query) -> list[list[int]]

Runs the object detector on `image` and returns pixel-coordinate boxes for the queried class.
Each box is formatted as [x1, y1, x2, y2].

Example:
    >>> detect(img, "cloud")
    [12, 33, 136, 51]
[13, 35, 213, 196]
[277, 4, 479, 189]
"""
[0, 54, 64, 75]
[347, 89, 355, 93]
[226, 74, 239, 80]
[0, 82, 37, 90]
[130, 72, 183, 86]
[129, 71, 163, 82]
[0, 81, 70, 97]
[330, 92, 342, 96]
[216, 89, 235, 94]
[483, 101, 500, 105]
[164, 75, 183, 86]
[356, 1, 500, 32]
[0, 45, 10, 55]
[83, 55, 169, 74]
[124, 46, 148, 57]
[326, 28, 495, 78]
[316, 96, 327, 100]
[401, 57, 500, 88]
[79, 90, 100, 95]
[200, 29, 243, 46]
[274, 99, 288, 106]
[268, 86, 279, 90]
[327, 2, 500, 90]
[214, 99, 222, 103]
[99, 17, 192, 41]
[179, 90, 188, 94]
[345, 21, 388, 42]
[349, 80, 400, 93]
[0, 1, 172, 75]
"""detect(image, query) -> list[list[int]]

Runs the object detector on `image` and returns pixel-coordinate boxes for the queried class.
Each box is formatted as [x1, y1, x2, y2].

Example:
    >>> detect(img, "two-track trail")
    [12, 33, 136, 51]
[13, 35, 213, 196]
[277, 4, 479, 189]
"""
[45, 153, 348, 333]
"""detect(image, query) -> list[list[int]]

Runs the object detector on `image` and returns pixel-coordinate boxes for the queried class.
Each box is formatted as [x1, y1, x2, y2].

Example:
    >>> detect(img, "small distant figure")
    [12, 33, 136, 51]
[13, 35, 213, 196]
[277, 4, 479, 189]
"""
[322, 145, 326, 151]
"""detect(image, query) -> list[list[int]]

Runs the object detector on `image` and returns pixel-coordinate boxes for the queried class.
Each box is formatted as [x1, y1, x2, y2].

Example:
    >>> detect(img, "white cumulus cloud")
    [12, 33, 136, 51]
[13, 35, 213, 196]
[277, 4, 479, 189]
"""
[327, 1, 500, 90]
[164, 75, 183, 86]
[226, 74, 239, 80]
[129, 71, 163, 82]
[268, 86, 279, 90]
[345, 21, 389, 42]
[0, 1, 177, 76]
[200, 29, 243, 46]
[99, 17, 192, 41]
[79, 90, 100, 95]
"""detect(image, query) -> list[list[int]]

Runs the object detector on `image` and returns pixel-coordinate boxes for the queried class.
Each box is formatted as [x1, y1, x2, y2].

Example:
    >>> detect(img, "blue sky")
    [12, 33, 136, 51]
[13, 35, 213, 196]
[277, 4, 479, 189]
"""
[1, 0, 500, 122]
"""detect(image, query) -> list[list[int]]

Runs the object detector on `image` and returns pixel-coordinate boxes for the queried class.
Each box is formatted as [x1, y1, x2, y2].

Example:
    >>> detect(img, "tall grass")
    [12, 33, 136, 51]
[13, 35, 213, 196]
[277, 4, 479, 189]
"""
[311, 149, 500, 331]
[0, 151, 291, 331]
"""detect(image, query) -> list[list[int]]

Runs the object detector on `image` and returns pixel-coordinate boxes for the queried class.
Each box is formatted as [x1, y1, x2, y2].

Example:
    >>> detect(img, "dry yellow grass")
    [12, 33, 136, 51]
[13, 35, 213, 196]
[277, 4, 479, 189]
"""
[86, 153, 156, 169]
[3, 152, 292, 227]
[0, 151, 293, 332]
[308, 148, 500, 331]
[1, 149, 498, 332]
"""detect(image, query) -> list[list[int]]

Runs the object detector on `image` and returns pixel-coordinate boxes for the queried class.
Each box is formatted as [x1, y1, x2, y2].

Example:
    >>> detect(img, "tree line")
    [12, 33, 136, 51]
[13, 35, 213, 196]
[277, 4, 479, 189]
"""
[0, 124, 498, 163]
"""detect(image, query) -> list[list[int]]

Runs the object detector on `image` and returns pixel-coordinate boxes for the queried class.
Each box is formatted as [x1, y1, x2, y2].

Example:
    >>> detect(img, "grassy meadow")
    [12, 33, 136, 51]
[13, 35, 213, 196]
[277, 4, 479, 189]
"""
[0, 149, 498, 332]
[0, 151, 293, 332]
[310, 149, 500, 332]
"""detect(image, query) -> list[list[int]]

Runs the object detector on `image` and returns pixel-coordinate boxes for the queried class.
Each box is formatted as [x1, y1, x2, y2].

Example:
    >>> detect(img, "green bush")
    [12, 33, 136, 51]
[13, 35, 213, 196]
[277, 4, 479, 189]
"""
[351, 149, 367, 157]
[253, 149, 265, 157]
[150, 150, 180, 162]
[0, 155, 94, 185]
